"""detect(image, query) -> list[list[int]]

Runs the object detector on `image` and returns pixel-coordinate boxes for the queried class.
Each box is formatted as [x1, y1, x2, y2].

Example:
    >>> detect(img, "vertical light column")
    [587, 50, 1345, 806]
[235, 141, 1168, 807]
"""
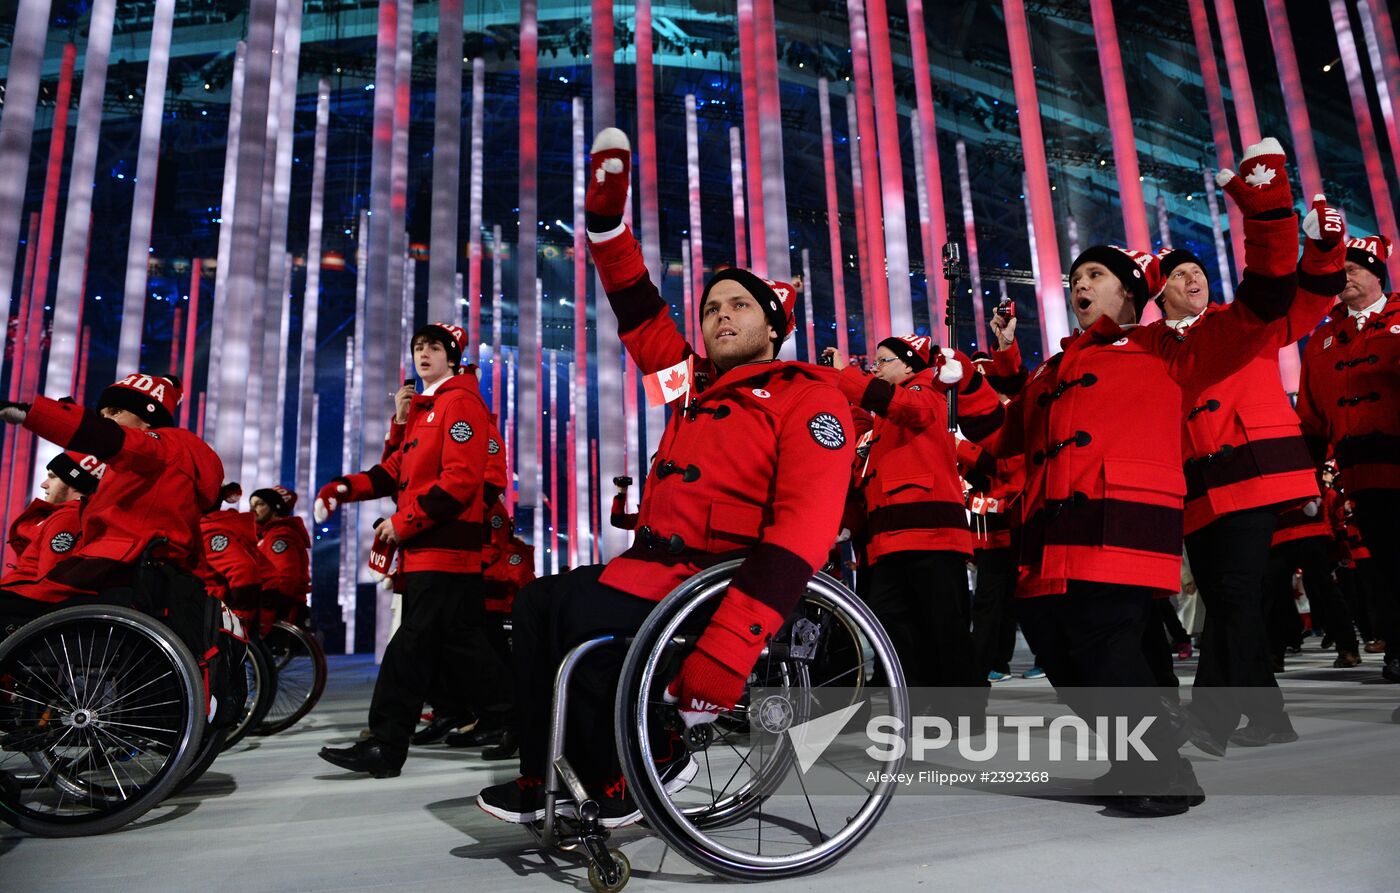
[729, 128, 749, 268]
[1213, 0, 1262, 143]
[466, 58, 486, 356]
[1203, 169, 1235, 302]
[213, 1, 278, 483]
[296, 79, 331, 517]
[518, 0, 541, 522]
[685, 95, 705, 332]
[75, 326, 92, 405]
[955, 140, 987, 338]
[429, 0, 464, 323]
[801, 248, 816, 360]
[338, 335, 358, 651]
[1156, 193, 1171, 247]
[593, 0, 628, 560]
[817, 80, 849, 355]
[1001, 0, 1069, 346]
[2, 215, 39, 541]
[532, 284, 544, 574]
[272, 254, 293, 477]
[1261, 0, 1324, 201]
[46, 0, 115, 407]
[386, 0, 412, 340]
[845, 0, 891, 342]
[0, 0, 51, 341]
[736, 0, 767, 274]
[18, 43, 76, 492]
[863, 0, 911, 332]
[634, 0, 666, 493]
[1187, 0, 1244, 281]
[753, 0, 791, 287]
[571, 97, 590, 571]
[116, 0, 177, 371]
[910, 115, 932, 328]
[682, 242, 694, 344]
[169, 307, 184, 374]
[347, 211, 368, 648]
[548, 351, 560, 573]
[1066, 213, 1081, 264]
[906, 0, 951, 328]
[205, 43, 246, 443]
[180, 260, 203, 428]
[1088, 0, 1150, 250]
[1362, 0, 1400, 172]
[1331, 0, 1400, 284]
[846, 93, 875, 353]
[491, 225, 503, 420]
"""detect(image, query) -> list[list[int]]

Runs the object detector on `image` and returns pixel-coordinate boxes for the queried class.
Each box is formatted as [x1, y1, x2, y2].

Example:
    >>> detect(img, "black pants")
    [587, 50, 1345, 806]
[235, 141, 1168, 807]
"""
[511, 564, 656, 782]
[1184, 508, 1288, 740]
[1015, 581, 1183, 772]
[1352, 490, 1400, 661]
[1266, 536, 1358, 654]
[971, 548, 1018, 675]
[1144, 602, 1180, 692]
[1262, 551, 1305, 658]
[368, 571, 508, 755]
[865, 550, 985, 690]
[1337, 564, 1375, 642]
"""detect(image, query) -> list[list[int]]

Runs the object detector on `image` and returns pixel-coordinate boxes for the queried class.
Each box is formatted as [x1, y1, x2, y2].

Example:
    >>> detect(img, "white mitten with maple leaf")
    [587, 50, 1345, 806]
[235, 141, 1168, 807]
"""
[1215, 137, 1293, 219]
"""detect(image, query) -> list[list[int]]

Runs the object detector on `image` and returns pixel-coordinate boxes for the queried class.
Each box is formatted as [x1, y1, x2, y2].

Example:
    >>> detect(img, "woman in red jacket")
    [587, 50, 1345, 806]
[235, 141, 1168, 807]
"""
[821, 335, 983, 702]
[249, 486, 311, 631]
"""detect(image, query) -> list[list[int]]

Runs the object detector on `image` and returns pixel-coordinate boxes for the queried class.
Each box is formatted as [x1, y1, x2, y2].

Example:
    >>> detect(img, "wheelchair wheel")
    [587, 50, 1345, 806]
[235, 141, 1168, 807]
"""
[615, 562, 908, 882]
[254, 622, 328, 736]
[222, 635, 276, 750]
[0, 604, 205, 836]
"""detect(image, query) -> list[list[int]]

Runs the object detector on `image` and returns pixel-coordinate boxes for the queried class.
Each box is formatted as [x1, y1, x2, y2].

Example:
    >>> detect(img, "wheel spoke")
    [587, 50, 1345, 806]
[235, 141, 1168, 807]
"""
[91, 669, 176, 713]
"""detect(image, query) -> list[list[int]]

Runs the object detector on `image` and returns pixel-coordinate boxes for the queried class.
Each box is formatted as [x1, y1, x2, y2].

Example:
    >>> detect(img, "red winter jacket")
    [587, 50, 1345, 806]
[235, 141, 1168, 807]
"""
[1296, 295, 1400, 495]
[6, 499, 58, 564]
[838, 365, 970, 560]
[198, 510, 269, 612]
[0, 501, 86, 603]
[1152, 306, 1318, 534]
[589, 228, 854, 634]
[338, 373, 492, 574]
[610, 492, 640, 530]
[1325, 487, 1370, 562]
[484, 538, 535, 614]
[984, 217, 1341, 597]
[22, 397, 224, 595]
[1272, 498, 1330, 547]
[257, 515, 311, 600]
[956, 437, 1025, 553]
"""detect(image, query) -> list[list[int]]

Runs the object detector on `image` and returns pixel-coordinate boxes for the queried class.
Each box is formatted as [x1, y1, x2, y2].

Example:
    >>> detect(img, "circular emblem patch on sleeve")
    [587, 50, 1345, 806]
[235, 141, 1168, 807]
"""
[807, 412, 847, 450]
[508, 554, 523, 566]
[50, 532, 77, 553]
[491, 514, 505, 529]
[450, 421, 474, 443]
[488, 438, 501, 455]
[272, 539, 289, 554]
[209, 534, 230, 553]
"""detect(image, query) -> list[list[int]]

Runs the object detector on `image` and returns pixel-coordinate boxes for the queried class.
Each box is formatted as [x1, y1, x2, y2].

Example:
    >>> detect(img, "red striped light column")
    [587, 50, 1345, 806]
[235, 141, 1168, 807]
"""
[802, 248, 816, 361]
[1213, 0, 1261, 143]
[845, 0, 891, 342]
[517, 0, 541, 526]
[1261, 0, 1323, 200]
[0, 0, 52, 346]
[491, 225, 503, 419]
[1089, 0, 1150, 251]
[1001, 0, 1069, 346]
[817, 79, 849, 355]
[2, 214, 40, 544]
[1187, 0, 1244, 283]
[685, 95, 705, 335]
[737, 0, 767, 274]
[74, 325, 91, 404]
[1330, 0, 1400, 284]
[682, 242, 694, 344]
[955, 139, 987, 338]
[755, 0, 791, 288]
[181, 260, 202, 428]
[467, 58, 486, 357]
[729, 127, 749, 268]
[864, 0, 912, 332]
[571, 96, 590, 569]
[906, 0, 951, 331]
[846, 93, 875, 353]
[1362, 0, 1400, 171]
[636, 0, 664, 281]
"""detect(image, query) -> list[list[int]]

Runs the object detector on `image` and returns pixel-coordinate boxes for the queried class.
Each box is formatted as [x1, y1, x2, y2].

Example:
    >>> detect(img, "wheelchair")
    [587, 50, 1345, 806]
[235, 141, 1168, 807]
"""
[526, 560, 908, 891]
[0, 540, 242, 835]
[254, 619, 328, 736]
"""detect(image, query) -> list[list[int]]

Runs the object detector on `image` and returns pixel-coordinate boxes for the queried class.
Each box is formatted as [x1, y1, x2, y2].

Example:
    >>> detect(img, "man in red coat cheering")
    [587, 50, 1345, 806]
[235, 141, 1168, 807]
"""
[476, 128, 854, 828]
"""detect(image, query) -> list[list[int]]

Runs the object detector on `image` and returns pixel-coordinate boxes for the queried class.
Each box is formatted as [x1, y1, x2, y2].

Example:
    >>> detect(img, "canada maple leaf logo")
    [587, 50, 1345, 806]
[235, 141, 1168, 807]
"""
[1244, 162, 1276, 188]
[664, 369, 687, 391]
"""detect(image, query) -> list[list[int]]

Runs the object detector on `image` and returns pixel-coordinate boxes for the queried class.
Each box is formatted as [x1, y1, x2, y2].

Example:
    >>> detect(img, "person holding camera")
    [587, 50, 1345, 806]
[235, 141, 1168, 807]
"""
[314, 323, 507, 778]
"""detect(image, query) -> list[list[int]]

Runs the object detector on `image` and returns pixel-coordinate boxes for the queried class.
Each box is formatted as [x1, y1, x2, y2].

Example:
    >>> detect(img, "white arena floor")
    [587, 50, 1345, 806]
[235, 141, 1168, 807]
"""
[3, 645, 1397, 892]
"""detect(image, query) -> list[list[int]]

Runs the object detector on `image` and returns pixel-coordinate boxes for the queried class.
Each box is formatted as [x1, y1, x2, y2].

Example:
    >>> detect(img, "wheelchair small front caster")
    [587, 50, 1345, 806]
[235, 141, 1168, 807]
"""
[587, 848, 631, 893]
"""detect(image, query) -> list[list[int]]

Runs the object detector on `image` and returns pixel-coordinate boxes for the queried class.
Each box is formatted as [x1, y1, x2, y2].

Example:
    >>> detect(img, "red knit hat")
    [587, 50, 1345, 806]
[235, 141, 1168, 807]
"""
[1346, 235, 1392, 289]
[1070, 246, 1164, 317]
[251, 485, 297, 517]
[97, 373, 182, 428]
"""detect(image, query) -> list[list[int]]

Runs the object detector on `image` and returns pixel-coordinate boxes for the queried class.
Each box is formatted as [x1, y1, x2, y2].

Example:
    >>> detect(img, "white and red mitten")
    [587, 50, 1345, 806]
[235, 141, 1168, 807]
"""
[664, 591, 782, 728]
[932, 347, 963, 386]
[1301, 194, 1348, 279]
[367, 520, 398, 582]
[313, 478, 349, 523]
[1215, 137, 1294, 220]
[586, 128, 632, 239]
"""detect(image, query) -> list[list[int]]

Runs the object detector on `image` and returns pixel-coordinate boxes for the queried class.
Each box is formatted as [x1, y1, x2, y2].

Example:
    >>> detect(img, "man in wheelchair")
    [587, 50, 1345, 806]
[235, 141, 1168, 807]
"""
[1, 373, 223, 611]
[475, 128, 855, 828]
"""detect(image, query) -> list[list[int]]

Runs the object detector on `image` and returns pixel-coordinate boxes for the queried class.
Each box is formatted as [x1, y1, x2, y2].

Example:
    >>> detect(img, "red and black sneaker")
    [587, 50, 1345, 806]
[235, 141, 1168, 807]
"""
[592, 774, 643, 829]
[476, 775, 572, 824]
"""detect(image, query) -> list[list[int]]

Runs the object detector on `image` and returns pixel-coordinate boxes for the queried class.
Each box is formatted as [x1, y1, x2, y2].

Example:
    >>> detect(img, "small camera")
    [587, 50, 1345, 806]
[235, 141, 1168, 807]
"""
[995, 299, 1016, 321]
[612, 475, 633, 487]
[818, 352, 835, 367]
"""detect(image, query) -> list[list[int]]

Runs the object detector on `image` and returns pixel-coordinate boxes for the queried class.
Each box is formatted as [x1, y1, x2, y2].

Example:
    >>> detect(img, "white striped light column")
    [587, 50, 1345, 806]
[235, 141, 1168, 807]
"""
[429, 0, 464, 324]
[817, 79, 849, 355]
[728, 127, 748, 268]
[737, 0, 767, 274]
[906, 0, 951, 329]
[1203, 168, 1235, 303]
[296, 79, 331, 520]
[1360, 0, 1400, 173]
[847, 93, 874, 353]
[685, 94, 704, 338]
[571, 96, 590, 571]
[955, 140, 987, 339]
[754, 0, 791, 289]
[205, 42, 247, 443]
[467, 58, 486, 359]
[863, 0, 911, 333]
[845, 0, 891, 342]
[1187, 0, 1244, 282]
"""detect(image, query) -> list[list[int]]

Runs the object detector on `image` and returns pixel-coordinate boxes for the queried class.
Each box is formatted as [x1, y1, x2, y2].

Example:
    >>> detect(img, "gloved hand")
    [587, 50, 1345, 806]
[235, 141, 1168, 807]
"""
[0, 401, 30, 425]
[313, 478, 350, 523]
[664, 590, 782, 728]
[586, 127, 632, 236]
[368, 538, 397, 582]
[932, 347, 963, 386]
[1302, 194, 1346, 248]
[1215, 137, 1293, 220]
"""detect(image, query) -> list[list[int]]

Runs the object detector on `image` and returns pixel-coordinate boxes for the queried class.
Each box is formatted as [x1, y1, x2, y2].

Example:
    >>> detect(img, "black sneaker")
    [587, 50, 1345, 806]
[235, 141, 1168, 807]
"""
[1229, 722, 1299, 747]
[477, 775, 573, 823]
[652, 731, 699, 794]
[591, 774, 643, 829]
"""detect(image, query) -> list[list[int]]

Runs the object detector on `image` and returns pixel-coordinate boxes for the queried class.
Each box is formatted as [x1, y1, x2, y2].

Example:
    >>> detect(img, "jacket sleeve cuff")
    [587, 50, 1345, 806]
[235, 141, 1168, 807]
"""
[23, 396, 125, 458]
[587, 225, 649, 294]
[1242, 213, 1301, 279]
